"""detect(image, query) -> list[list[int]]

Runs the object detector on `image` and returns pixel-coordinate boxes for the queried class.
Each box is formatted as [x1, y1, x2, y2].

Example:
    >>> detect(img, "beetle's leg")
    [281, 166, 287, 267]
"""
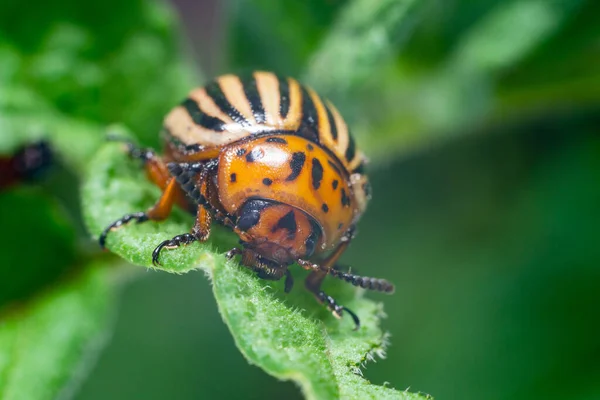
[152, 164, 214, 266]
[296, 228, 394, 329]
[301, 268, 361, 330]
[99, 177, 181, 248]
[106, 137, 171, 189]
[109, 138, 192, 210]
[126, 144, 171, 190]
[151, 232, 198, 266]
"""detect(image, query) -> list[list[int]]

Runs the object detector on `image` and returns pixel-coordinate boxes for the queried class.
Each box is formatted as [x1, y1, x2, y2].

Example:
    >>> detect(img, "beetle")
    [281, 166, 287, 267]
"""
[100, 71, 394, 328]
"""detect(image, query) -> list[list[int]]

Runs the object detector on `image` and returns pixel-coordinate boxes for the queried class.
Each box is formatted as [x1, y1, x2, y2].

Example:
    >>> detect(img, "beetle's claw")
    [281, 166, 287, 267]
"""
[151, 233, 197, 267]
[342, 306, 361, 331]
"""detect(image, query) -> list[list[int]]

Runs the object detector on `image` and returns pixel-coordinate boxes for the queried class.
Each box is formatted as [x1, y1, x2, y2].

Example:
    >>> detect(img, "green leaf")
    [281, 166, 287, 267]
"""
[0, 262, 120, 400]
[0, 83, 104, 171]
[227, 0, 349, 76]
[82, 141, 431, 400]
[0, 189, 76, 306]
[335, 0, 590, 162]
[304, 0, 423, 112]
[0, 0, 200, 168]
[0, 0, 201, 147]
[449, 0, 585, 74]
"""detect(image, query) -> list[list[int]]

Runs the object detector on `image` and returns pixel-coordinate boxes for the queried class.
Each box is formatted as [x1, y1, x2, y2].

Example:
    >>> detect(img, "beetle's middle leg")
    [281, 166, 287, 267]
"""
[106, 137, 170, 189]
[151, 164, 216, 265]
[99, 139, 191, 248]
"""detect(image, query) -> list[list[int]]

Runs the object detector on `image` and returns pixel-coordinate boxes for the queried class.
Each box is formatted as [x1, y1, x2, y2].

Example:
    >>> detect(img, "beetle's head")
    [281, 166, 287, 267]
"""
[235, 199, 321, 265]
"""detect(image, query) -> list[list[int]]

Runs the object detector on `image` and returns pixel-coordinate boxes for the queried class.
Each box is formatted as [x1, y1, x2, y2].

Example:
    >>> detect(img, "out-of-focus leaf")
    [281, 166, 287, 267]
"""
[449, 0, 585, 73]
[0, 0, 200, 149]
[0, 82, 104, 171]
[304, 0, 423, 112]
[227, 0, 349, 76]
[344, 0, 590, 162]
[82, 140, 431, 399]
[0, 262, 120, 400]
[495, 1, 600, 115]
[0, 189, 76, 306]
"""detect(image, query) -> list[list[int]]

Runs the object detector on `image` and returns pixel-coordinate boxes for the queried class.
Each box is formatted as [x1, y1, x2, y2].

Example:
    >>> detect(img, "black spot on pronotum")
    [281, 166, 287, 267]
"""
[236, 148, 247, 156]
[230, 173, 237, 183]
[181, 98, 226, 132]
[246, 148, 264, 162]
[285, 152, 306, 181]
[306, 143, 314, 151]
[262, 178, 273, 186]
[321, 203, 329, 213]
[237, 199, 271, 231]
[341, 188, 351, 207]
[266, 137, 288, 144]
[272, 210, 297, 240]
[311, 158, 324, 190]
[237, 213, 259, 231]
[332, 179, 339, 190]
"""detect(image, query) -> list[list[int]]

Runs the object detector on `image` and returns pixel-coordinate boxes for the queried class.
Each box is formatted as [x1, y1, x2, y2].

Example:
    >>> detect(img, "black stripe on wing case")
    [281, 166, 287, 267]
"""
[325, 104, 338, 141]
[278, 76, 291, 119]
[345, 131, 356, 162]
[298, 86, 320, 143]
[181, 98, 226, 132]
[204, 80, 251, 127]
[243, 75, 267, 124]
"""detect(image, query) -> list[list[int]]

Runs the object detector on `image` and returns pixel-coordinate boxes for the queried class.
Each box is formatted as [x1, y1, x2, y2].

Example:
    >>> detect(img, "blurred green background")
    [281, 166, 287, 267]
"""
[1, 0, 600, 399]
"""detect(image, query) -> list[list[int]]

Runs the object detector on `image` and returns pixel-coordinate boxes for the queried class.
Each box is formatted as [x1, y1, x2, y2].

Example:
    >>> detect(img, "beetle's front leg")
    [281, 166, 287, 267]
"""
[107, 137, 171, 190]
[151, 201, 212, 266]
[99, 177, 181, 248]
[300, 267, 361, 330]
[151, 164, 213, 266]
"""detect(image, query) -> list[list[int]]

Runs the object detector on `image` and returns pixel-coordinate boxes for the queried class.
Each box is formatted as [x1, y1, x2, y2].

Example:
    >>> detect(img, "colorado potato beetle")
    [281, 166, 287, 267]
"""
[100, 72, 394, 328]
